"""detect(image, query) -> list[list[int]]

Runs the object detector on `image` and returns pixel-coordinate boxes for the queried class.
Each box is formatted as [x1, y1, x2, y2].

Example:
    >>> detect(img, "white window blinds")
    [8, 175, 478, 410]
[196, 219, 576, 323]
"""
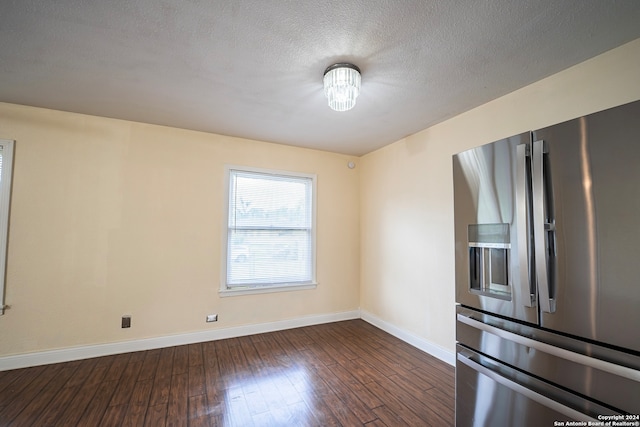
[225, 168, 315, 288]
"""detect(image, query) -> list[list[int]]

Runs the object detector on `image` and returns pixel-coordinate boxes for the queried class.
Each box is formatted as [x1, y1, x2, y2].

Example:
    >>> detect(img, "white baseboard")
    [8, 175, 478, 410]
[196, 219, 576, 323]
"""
[0, 310, 360, 371]
[360, 310, 456, 366]
[1, 309, 455, 371]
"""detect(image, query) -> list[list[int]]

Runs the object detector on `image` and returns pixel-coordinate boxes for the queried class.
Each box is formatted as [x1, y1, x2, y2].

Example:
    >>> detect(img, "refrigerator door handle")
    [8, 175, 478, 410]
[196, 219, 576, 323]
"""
[532, 139, 556, 313]
[516, 143, 535, 307]
[458, 312, 640, 382]
[457, 350, 599, 422]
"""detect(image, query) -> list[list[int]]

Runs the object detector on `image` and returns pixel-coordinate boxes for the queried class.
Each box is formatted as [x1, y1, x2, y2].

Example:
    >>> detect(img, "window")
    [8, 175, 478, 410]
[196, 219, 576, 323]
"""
[0, 140, 14, 315]
[221, 166, 316, 295]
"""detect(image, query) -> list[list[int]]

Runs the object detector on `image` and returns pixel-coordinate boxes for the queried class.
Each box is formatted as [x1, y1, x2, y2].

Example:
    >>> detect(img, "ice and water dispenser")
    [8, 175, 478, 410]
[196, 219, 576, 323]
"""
[468, 223, 511, 300]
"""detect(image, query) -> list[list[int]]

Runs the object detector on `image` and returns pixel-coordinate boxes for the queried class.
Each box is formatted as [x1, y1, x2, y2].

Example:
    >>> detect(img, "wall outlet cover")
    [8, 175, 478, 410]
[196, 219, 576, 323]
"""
[122, 316, 131, 328]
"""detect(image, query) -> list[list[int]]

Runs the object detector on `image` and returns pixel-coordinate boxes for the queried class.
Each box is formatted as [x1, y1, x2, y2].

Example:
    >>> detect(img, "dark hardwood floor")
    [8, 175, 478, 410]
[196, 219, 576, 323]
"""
[0, 320, 455, 426]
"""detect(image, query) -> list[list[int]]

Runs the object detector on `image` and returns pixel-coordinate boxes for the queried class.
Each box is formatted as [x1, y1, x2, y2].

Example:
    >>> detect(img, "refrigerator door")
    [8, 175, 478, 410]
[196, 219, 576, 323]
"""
[453, 132, 537, 324]
[532, 100, 640, 353]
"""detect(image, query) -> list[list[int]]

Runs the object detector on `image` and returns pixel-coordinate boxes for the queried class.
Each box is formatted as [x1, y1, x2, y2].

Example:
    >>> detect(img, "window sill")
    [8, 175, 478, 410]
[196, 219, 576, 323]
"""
[219, 282, 318, 297]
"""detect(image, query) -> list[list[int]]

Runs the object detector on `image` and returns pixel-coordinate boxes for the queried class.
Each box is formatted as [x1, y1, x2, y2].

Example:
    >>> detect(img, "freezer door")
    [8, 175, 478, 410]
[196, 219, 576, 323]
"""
[456, 346, 617, 427]
[457, 306, 640, 415]
[453, 132, 537, 324]
[532, 100, 640, 353]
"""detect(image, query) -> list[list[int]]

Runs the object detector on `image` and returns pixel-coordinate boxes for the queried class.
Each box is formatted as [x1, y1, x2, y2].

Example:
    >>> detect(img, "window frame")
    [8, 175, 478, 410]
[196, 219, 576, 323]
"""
[0, 139, 15, 315]
[220, 165, 317, 297]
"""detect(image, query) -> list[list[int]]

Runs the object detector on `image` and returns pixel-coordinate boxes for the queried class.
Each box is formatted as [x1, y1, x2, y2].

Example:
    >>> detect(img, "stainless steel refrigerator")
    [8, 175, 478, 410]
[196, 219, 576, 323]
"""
[453, 100, 640, 426]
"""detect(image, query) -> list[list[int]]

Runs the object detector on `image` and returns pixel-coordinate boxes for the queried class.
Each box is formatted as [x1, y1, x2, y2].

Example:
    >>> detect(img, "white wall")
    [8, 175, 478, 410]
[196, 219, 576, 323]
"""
[359, 38, 640, 357]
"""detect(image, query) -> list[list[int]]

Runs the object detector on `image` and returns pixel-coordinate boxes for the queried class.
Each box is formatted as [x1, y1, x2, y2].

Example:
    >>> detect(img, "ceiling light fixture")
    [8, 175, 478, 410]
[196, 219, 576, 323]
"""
[323, 63, 361, 112]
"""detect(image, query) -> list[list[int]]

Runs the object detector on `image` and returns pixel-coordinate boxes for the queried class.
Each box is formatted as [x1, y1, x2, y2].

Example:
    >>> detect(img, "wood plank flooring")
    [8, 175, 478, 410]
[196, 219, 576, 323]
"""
[0, 320, 454, 426]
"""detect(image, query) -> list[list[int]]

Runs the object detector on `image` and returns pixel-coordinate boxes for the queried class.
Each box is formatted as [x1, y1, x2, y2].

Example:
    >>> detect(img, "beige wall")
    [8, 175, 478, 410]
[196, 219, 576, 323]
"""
[2, 38, 639, 361]
[0, 105, 360, 357]
[359, 38, 640, 354]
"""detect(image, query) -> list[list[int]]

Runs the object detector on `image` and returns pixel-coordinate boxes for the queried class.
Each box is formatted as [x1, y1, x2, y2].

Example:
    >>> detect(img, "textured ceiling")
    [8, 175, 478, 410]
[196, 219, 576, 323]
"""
[1, 1, 640, 156]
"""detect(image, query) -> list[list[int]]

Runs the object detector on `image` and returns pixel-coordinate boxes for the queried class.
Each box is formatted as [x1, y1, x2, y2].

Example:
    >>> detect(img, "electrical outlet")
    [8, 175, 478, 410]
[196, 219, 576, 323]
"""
[122, 315, 131, 328]
[206, 314, 218, 322]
